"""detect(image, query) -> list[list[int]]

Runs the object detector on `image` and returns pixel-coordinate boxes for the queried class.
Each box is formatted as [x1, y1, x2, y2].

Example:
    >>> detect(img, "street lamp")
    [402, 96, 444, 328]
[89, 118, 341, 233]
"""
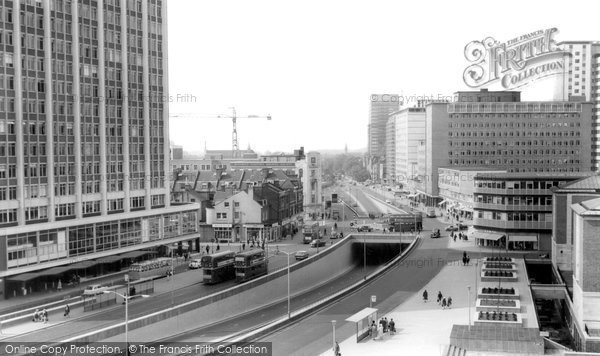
[467, 285, 471, 331]
[281, 251, 293, 319]
[104, 290, 150, 352]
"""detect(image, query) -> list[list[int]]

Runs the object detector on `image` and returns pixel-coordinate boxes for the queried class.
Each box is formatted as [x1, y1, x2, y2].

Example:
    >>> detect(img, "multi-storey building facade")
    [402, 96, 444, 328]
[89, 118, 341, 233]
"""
[367, 94, 399, 181]
[559, 41, 600, 170]
[437, 167, 505, 220]
[390, 107, 426, 187]
[0, 0, 200, 298]
[418, 89, 593, 206]
[384, 115, 395, 184]
[471, 173, 588, 251]
[296, 151, 322, 216]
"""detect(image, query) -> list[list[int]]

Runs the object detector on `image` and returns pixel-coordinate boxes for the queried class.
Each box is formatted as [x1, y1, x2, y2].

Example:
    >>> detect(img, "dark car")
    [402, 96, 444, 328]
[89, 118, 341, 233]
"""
[430, 230, 441, 238]
[310, 239, 326, 248]
[357, 225, 373, 232]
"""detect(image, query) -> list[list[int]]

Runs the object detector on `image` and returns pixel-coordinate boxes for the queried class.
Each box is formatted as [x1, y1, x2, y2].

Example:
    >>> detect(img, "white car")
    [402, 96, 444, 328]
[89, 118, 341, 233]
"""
[83, 284, 108, 296]
[188, 259, 202, 269]
[295, 251, 309, 260]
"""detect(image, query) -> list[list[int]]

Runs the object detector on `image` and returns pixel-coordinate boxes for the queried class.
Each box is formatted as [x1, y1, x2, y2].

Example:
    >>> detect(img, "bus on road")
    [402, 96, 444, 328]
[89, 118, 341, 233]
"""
[302, 222, 319, 243]
[128, 257, 172, 280]
[201, 251, 236, 284]
[234, 249, 268, 282]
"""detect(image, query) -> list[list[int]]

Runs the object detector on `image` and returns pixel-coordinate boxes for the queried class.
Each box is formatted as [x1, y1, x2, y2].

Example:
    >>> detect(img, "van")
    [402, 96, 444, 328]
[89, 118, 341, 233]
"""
[83, 284, 108, 296]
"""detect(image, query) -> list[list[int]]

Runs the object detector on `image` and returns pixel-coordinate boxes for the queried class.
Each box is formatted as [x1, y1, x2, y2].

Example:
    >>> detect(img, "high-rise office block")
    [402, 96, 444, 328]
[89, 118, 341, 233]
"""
[367, 94, 400, 181]
[0, 0, 199, 298]
[559, 41, 600, 169]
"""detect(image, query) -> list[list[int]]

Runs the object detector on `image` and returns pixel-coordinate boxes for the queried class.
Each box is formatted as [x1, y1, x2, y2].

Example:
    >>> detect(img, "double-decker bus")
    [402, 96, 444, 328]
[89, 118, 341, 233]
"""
[234, 249, 268, 282]
[302, 222, 319, 243]
[201, 251, 236, 284]
[387, 213, 423, 232]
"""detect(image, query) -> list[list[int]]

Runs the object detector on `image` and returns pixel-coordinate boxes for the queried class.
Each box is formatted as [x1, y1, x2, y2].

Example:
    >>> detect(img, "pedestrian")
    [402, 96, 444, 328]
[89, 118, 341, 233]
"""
[447, 296, 453, 309]
[437, 291, 443, 304]
[466, 255, 470, 265]
[334, 342, 340, 356]
[371, 321, 378, 340]
[242, 243, 245, 250]
[462, 256, 467, 266]
[43, 308, 48, 323]
[334, 222, 338, 230]
[422, 289, 428, 302]
[205, 245, 210, 255]
[216, 244, 220, 252]
[441, 297, 447, 309]
[64, 304, 70, 318]
[383, 317, 388, 333]
[33, 308, 39, 322]
[389, 318, 396, 334]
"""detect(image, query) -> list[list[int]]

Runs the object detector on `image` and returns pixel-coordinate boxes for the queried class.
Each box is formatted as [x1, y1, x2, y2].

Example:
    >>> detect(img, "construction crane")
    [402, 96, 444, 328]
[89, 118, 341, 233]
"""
[170, 107, 272, 157]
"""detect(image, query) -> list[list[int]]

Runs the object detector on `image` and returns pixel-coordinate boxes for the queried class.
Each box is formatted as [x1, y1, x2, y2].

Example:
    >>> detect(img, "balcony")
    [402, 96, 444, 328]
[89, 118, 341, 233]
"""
[473, 218, 552, 230]
[473, 202, 552, 212]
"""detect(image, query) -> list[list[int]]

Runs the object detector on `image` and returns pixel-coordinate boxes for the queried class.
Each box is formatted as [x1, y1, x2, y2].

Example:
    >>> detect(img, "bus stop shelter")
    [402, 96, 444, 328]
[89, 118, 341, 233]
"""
[346, 307, 378, 342]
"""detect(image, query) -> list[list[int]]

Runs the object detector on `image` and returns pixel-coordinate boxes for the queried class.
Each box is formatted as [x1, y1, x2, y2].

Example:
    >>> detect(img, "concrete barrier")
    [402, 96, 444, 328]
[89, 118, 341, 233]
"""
[66, 234, 407, 343]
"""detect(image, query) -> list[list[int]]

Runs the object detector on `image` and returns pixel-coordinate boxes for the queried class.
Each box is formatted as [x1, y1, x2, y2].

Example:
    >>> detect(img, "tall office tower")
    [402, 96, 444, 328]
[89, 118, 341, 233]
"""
[559, 41, 600, 170]
[0, 0, 199, 298]
[367, 94, 400, 181]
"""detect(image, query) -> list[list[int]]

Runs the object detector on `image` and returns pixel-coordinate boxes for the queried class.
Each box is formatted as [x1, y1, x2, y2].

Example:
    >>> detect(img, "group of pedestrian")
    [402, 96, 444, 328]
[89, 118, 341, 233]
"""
[462, 251, 470, 266]
[451, 232, 468, 242]
[432, 290, 453, 309]
[32, 308, 49, 323]
[369, 316, 396, 340]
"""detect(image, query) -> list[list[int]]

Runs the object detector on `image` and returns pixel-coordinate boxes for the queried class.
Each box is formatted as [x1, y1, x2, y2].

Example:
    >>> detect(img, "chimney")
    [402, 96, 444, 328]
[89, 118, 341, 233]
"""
[261, 168, 269, 182]
[248, 184, 254, 200]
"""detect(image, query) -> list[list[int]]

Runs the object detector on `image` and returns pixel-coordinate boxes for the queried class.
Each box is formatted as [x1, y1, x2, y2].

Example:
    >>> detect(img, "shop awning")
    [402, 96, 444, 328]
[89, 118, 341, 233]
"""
[120, 250, 150, 259]
[8, 272, 44, 282]
[471, 231, 504, 241]
[70, 260, 99, 269]
[213, 223, 232, 228]
[509, 235, 538, 242]
[96, 255, 124, 264]
[437, 200, 447, 206]
[37, 266, 73, 277]
[406, 194, 418, 199]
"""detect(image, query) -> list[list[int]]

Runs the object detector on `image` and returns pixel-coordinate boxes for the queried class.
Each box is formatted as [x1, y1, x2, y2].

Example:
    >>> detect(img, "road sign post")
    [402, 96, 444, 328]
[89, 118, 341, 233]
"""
[370, 295, 376, 308]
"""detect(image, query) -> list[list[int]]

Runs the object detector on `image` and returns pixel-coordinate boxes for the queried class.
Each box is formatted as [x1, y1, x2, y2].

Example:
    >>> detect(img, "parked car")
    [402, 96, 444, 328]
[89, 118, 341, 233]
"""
[188, 259, 202, 269]
[430, 230, 441, 238]
[385, 199, 392, 204]
[357, 225, 373, 232]
[310, 239, 326, 248]
[83, 284, 108, 296]
[295, 251, 309, 260]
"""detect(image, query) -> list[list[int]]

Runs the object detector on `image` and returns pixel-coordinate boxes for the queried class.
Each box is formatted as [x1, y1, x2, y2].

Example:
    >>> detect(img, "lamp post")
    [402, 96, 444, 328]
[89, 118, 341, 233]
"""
[331, 320, 336, 355]
[281, 251, 293, 319]
[467, 285, 471, 331]
[103, 290, 149, 353]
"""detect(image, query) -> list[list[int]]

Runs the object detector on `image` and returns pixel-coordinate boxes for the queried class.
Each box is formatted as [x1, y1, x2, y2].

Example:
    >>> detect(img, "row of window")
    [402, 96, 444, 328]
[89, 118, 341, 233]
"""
[449, 131, 581, 138]
[450, 149, 581, 156]
[475, 195, 553, 206]
[449, 140, 582, 147]
[476, 211, 553, 222]
[448, 158, 581, 166]
[449, 118, 581, 127]
[475, 180, 564, 190]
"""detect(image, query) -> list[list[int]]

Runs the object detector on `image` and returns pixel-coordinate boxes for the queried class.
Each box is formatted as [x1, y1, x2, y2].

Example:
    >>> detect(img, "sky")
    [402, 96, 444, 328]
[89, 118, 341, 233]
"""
[167, 0, 600, 154]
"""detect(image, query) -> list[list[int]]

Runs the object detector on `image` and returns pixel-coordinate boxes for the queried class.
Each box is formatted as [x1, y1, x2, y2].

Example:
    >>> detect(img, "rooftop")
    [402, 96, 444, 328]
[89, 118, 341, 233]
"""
[552, 174, 600, 191]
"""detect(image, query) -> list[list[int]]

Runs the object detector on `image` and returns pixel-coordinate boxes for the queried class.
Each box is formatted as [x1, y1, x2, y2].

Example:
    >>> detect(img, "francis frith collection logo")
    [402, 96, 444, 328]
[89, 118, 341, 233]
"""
[463, 28, 567, 90]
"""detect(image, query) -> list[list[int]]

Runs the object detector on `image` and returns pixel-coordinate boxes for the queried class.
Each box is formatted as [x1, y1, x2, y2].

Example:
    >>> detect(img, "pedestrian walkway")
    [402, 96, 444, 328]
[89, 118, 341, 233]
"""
[320, 255, 478, 356]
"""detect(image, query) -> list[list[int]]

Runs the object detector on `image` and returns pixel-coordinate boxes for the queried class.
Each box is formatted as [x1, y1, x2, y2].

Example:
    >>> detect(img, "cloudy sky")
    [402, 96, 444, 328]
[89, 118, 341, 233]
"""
[167, 0, 599, 154]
